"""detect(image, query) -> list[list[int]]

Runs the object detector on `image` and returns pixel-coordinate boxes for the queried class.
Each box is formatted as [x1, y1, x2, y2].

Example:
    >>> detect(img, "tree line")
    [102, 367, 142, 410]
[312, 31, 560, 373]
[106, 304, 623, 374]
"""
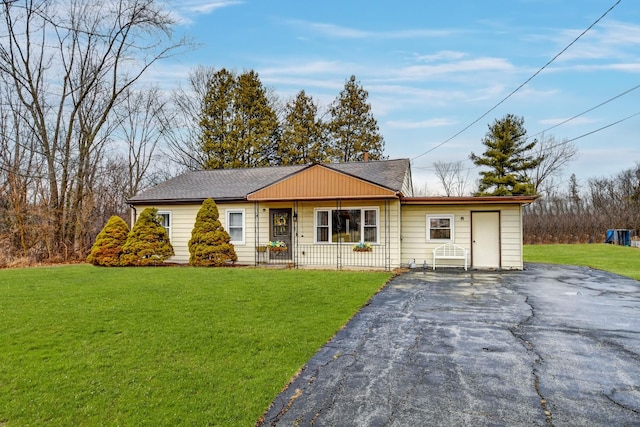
[168, 68, 384, 171]
[0, 1, 634, 266]
[0, 0, 384, 265]
[524, 166, 640, 244]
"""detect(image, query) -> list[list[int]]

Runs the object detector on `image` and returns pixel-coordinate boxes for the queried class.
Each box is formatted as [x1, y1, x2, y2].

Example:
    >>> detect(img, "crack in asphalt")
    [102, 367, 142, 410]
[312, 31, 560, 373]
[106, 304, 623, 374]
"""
[510, 295, 554, 427]
[604, 389, 640, 415]
[261, 266, 640, 426]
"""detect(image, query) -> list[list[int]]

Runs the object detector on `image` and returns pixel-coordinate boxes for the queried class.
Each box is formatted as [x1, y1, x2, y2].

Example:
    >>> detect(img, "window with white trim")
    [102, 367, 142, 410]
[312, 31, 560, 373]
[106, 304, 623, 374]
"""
[226, 209, 245, 244]
[427, 215, 454, 241]
[314, 208, 379, 244]
[157, 211, 171, 239]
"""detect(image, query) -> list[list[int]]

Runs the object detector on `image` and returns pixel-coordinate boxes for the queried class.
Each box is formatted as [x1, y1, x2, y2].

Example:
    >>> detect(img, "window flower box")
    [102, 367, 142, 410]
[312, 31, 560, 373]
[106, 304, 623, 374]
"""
[353, 242, 372, 252]
[268, 241, 287, 252]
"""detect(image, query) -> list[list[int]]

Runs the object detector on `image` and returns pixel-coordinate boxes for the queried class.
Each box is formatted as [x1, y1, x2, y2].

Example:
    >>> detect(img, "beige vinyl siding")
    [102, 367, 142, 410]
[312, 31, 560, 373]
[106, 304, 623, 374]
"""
[131, 203, 258, 265]
[131, 204, 200, 263]
[497, 204, 523, 269]
[400, 204, 524, 270]
[401, 205, 471, 268]
[219, 203, 256, 265]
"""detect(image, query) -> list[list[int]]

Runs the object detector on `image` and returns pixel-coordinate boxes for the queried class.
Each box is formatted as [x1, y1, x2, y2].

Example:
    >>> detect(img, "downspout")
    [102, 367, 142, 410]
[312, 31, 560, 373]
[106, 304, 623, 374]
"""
[128, 204, 137, 228]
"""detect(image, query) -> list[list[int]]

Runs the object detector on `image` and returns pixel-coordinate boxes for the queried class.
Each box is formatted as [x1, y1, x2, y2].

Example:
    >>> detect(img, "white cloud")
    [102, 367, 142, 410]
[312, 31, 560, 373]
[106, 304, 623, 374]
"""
[549, 20, 640, 62]
[168, 0, 243, 25]
[395, 57, 516, 81]
[188, 1, 243, 14]
[285, 19, 456, 39]
[259, 60, 348, 77]
[386, 118, 458, 129]
[414, 50, 467, 62]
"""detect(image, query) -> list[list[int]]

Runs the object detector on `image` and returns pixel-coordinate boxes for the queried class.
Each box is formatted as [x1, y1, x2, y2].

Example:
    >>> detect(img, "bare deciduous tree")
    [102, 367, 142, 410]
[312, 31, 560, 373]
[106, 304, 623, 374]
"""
[433, 160, 470, 196]
[527, 133, 579, 195]
[165, 65, 218, 171]
[0, 0, 188, 261]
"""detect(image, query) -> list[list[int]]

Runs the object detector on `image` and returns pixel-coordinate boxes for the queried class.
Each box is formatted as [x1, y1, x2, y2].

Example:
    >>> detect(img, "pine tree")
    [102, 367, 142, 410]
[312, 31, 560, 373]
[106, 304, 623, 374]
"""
[86, 216, 130, 266]
[279, 90, 328, 165]
[469, 114, 542, 196]
[198, 68, 237, 169]
[120, 208, 174, 266]
[327, 75, 385, 162]
[198, 69, 279, 169]
[233, 70, 280, 167]
[188, 198, 237, 266]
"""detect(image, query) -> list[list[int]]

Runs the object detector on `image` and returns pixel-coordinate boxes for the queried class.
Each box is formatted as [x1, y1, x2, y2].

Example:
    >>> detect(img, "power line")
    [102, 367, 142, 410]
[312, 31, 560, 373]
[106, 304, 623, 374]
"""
[560, 111, 640, 146]
[528, 82, 640, 140]
[411, 0, 622, 162]
[416, 111, 640, 172]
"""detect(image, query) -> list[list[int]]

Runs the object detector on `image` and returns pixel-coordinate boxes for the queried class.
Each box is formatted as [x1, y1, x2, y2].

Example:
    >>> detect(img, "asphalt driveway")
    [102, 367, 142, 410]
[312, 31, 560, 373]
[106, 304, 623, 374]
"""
[259, 263, 640, 426]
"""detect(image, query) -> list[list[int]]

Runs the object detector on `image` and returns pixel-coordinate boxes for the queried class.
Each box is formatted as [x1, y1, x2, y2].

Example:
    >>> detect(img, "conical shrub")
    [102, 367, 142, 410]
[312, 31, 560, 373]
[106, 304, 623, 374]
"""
[86, 215, 130, 266]
[189, 198, 237, 267]
[120, 207, 174, 266]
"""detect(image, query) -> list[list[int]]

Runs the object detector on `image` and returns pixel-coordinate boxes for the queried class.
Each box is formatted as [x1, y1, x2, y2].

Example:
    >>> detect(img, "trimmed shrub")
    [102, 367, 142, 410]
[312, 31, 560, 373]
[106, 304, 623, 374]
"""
[120, 208, 174, 266]
[189, 198, 237, 267]
[86, 216, 130, 266]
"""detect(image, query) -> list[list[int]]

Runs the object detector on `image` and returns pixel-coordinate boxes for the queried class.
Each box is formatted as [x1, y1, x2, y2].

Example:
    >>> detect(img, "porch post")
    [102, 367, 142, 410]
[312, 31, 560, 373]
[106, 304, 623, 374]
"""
[254, 201, 259, 266]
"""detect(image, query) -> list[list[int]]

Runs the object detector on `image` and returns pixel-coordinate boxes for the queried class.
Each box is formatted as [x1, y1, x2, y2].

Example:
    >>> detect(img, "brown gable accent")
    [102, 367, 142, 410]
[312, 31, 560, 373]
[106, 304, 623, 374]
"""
[247, 164, 398, 201]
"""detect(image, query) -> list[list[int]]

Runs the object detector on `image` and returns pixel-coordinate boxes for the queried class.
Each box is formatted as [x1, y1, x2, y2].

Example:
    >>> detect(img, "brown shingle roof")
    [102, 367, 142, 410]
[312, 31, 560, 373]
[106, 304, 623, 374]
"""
[127, 159, 412, 204]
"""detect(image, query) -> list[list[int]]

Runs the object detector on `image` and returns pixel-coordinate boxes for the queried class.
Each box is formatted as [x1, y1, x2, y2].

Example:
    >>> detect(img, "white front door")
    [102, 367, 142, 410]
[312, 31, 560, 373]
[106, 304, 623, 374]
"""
[471, 211, 500, 269]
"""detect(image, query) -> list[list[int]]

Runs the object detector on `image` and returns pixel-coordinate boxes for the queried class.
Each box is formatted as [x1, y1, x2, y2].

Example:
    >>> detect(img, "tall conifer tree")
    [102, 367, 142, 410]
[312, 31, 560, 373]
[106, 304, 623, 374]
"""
[327, 75, 385, 162]
[470, 114, 542, 196]
[279, 90, 328, 165]
[198, 68, 237, 169]
[198, 69, 279, 169]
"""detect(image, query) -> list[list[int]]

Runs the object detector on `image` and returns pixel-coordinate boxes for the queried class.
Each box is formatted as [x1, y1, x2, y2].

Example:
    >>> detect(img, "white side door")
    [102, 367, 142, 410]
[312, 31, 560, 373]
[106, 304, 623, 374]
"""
[471, 211, 500, 269]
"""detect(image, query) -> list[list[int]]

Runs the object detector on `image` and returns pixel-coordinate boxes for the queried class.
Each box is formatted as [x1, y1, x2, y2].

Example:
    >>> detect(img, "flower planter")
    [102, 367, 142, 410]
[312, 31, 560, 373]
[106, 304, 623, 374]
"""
[353, 248, 373, 253]
[269, 246, 287, 252]
[256, 246, 267, 253]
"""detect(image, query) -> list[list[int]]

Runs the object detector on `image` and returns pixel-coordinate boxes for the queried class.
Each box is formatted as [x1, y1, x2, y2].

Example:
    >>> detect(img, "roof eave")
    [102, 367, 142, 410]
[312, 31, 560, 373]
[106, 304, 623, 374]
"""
[401, 195, 538, 205]
[127, 197, 248, 205]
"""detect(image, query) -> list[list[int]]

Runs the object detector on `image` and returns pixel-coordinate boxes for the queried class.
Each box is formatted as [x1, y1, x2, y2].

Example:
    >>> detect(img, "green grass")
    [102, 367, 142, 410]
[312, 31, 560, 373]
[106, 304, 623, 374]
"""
[524, 243, 640, 280]
[0, 265, 391, 426]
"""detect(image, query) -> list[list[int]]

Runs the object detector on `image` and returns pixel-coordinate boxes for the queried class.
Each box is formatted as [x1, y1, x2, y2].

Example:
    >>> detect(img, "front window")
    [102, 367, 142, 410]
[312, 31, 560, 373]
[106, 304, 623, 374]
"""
[315, 208, 379, 244]
[427, 215, 454, 241]
[226, 210, 245, 244]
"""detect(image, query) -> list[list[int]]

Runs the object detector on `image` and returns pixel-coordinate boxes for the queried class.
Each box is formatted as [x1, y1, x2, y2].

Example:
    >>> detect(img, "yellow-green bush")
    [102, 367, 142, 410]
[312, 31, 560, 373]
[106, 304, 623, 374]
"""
[86, 216, 130, 266]
[120, 208, 174, 266]
[189, 198, 237, 266]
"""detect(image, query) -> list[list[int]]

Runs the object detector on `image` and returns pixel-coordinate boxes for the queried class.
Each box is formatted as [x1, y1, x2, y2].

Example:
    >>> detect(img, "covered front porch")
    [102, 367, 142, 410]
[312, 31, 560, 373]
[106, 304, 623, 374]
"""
[251, 200, 395, 270]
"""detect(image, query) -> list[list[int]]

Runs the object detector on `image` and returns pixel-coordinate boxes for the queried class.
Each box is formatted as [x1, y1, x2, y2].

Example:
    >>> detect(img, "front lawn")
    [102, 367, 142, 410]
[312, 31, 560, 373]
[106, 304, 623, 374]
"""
[524, 243, 640, 280]
[0, 265, 391, 426]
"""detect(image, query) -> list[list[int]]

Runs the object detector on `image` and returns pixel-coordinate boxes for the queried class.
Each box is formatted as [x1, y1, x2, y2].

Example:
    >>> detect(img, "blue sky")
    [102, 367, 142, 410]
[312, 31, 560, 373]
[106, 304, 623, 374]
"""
[156, 0, 639, 194]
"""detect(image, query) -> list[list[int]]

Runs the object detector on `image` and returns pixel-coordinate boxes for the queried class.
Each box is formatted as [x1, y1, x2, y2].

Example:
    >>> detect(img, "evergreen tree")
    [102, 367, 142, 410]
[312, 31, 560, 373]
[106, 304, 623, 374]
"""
[198, 69, 279, 169]
[279, 90, 328, 165]
[188, 198, 237, 266]
[469, 114, 542, 196]
[120, 208, 174, 266]
[327, 75, 385, 162]
[86, 216, 130, 266]
[199, 68, 237, 169]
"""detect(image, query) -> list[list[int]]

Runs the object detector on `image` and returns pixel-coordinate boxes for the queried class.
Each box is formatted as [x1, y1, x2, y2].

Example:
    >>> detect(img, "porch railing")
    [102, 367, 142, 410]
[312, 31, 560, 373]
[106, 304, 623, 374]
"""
[257, 243, 389, 270]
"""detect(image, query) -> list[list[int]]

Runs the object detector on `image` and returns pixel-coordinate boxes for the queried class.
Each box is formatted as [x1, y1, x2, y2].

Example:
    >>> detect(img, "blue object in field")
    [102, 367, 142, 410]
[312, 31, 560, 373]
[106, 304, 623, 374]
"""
[605, 229, 631, 246]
